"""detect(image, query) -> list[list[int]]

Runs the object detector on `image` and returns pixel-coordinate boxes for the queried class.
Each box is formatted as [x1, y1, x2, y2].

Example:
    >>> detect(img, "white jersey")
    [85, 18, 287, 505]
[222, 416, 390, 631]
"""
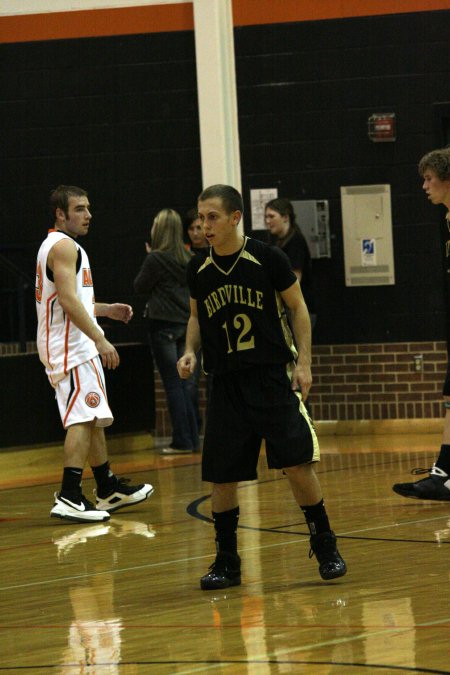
[35, 230, 103, 385]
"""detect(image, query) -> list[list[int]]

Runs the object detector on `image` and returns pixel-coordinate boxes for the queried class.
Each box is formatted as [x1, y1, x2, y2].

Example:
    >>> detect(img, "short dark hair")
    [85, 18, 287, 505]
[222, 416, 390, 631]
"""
[50, 185, 88, 219]
[418, 148, 450, 181]
[198, 184, 243, 214]
[265, 197, 298, 227]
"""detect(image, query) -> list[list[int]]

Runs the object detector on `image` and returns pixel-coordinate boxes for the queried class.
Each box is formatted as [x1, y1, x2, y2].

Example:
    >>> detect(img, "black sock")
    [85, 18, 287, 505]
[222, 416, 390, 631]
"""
[435, 445, 450, 475]
[212, 506, 239, 555]
[91, 461, 115, 495]
[301, 499, 330, 537]
[61, 467, 83, 499]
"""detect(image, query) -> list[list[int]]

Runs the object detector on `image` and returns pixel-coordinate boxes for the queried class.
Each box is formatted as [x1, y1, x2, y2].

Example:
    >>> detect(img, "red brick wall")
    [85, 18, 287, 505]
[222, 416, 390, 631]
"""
[153, 341, 447, 436]
[309, 341, 447, 421]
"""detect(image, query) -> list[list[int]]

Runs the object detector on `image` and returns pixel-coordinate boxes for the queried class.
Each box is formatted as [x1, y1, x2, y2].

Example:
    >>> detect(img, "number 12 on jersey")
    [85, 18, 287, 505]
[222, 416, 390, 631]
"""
[221, 313, 255, 353]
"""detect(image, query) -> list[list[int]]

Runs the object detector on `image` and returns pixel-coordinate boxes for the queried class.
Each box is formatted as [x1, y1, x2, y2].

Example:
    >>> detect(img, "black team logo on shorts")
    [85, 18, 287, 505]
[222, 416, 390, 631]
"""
[85, 392, 101, 408]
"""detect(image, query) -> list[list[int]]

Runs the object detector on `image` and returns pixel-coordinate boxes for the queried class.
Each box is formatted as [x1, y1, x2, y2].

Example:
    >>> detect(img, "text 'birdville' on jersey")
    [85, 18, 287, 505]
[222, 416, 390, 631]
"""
[204, 285, 264, 318]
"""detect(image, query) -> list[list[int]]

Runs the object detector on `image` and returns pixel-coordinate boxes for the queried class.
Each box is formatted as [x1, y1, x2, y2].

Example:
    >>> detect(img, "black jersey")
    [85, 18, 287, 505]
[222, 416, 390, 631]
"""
[187, 236, 297, 374]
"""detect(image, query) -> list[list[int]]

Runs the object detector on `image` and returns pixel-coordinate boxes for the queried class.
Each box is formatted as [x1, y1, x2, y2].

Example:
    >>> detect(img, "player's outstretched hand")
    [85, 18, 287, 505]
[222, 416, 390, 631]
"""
[107, 303, 133, 323]
[177, 352, 196, 379]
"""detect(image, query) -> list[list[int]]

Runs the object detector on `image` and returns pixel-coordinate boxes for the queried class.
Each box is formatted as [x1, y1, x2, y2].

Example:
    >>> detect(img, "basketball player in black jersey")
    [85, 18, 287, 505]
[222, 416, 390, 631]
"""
[392, 147, 450, 501]
[177, 184, 346, 589]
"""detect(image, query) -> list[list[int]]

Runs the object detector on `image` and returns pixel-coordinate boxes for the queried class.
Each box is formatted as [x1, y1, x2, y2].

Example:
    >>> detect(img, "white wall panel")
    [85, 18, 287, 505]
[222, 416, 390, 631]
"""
[341, 184, 396, 287]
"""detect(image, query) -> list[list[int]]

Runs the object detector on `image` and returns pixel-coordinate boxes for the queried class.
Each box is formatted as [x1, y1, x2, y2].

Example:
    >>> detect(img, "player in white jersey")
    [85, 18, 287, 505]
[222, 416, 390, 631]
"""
[36, 229, 102, 386]
[35, 185, 153, 523]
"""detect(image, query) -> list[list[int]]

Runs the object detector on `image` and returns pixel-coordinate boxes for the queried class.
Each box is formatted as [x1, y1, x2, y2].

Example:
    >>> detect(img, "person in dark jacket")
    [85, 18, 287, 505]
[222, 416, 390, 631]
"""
[134, 208, 199, 454]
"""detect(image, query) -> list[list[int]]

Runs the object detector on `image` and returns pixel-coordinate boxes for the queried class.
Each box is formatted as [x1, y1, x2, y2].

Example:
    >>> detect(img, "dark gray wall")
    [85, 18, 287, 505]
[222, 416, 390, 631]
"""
[1, 10, 449, 347]
[0, 31, 202, 345]
[235, 11, 450, 344]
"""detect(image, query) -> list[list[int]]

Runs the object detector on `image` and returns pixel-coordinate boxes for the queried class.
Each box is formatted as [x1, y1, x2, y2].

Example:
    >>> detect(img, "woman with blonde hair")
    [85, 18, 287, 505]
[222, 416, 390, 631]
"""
[134, 208, 199, 454]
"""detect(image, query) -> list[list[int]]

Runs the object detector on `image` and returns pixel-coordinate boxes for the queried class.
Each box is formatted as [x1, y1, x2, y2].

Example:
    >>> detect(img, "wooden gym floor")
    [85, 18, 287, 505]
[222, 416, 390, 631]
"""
[0, 429, 449, 674]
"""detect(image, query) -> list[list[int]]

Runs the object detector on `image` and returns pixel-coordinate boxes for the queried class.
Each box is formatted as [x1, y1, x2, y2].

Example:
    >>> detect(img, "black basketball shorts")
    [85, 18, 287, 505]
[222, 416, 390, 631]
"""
[201, 363, 320, 484]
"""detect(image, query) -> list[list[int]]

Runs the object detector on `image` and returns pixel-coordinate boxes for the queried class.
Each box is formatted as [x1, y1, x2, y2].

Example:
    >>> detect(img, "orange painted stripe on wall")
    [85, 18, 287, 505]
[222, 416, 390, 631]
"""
[0, 0, 448, 43]
[0, 3, 194, 44]
[232, 0, 450, 26]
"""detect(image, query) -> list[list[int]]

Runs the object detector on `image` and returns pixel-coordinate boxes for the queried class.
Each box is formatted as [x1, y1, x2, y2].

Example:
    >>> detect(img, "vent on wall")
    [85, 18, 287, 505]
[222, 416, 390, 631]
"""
[340, 184, 395, 287]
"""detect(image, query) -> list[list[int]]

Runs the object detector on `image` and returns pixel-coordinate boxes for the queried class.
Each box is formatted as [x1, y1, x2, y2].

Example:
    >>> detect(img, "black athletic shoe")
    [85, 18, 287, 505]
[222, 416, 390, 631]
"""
[392, 465, 450, 501]
[309, 531, 347, 580]
[95, 478, 154, 513]
[200, 551, 241, 590]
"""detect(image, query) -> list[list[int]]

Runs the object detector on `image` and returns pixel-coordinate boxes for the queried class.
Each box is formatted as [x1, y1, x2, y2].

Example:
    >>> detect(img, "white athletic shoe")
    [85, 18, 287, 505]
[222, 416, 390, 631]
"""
[94, 479, 154, 513]
[51, 493, 111, 523]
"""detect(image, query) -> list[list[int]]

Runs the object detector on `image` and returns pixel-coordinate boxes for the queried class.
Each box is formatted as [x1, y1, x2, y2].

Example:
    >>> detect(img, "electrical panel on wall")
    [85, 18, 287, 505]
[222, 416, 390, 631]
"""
[291, 200, 331, 259]
[340, 184, 395, 286]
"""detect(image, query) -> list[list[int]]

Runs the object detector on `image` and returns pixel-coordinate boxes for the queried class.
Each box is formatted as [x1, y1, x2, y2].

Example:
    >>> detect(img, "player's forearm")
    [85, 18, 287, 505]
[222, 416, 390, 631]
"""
[290, 301, 312, 366]
[95, 302, 112, 318]
[185, 315, 201, 354]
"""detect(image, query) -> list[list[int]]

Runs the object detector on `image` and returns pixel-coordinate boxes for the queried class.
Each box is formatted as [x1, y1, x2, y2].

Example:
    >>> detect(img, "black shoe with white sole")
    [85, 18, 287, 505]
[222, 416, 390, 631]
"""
[95, 478, 154, 513]
[392, 465, 450, 501]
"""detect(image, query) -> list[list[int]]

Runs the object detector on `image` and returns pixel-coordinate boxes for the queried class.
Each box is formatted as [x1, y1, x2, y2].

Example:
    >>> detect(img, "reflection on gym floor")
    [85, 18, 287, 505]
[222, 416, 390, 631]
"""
[0, 433, 448, 673]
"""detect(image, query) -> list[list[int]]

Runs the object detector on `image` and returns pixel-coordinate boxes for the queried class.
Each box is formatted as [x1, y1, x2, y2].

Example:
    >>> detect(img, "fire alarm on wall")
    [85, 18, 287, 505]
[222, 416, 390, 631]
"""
[368, 113, 396, 142]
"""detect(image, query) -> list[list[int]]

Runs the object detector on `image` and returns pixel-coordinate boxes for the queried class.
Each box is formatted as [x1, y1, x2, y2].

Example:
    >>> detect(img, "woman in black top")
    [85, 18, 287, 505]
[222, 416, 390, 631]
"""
[265, 198, 316, 328]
